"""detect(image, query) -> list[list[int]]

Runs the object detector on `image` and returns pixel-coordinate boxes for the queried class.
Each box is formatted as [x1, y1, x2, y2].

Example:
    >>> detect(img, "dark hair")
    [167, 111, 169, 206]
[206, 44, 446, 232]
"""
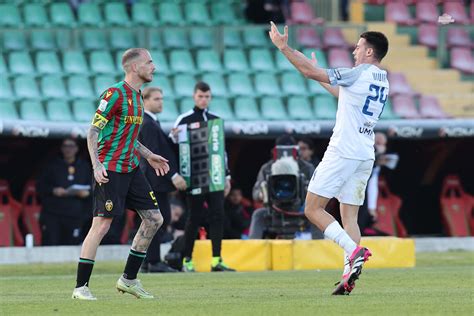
[62, 137, 78, 146]
[194, 81, 210, 93]
[298, 137, 315, 150]
[275, 134, 296, 146]
[360, 31, 389, 62]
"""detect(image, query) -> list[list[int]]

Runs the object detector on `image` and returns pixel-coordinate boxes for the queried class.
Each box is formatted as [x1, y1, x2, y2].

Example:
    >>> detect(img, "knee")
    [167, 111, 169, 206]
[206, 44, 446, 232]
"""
[93, 220, 112, 238]
[144, 211, 164, 230]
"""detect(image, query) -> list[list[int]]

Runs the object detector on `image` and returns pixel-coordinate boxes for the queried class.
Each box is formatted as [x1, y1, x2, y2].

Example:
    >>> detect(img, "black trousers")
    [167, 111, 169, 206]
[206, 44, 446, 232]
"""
[40, 212, 82, 246]
[183, 191, 225, 258]
[144, 192, 171, 264]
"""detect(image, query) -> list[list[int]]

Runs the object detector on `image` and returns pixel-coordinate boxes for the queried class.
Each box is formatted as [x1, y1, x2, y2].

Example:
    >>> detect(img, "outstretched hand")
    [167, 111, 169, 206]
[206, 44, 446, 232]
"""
[269, 21, 289, 50]
[148, 154, 170, 176]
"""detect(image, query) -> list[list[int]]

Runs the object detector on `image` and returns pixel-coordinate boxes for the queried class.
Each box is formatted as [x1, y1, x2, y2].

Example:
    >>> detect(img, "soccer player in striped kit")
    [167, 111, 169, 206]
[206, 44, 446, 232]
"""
[72, 48, 170, 300]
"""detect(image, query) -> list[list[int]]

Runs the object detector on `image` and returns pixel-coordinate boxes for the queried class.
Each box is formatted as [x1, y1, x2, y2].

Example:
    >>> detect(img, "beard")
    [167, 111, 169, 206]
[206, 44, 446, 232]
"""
[139, 72, 153, 83]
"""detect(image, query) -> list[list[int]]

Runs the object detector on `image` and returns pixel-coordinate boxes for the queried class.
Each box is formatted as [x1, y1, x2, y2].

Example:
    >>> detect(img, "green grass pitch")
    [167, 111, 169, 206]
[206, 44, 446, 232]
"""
[1, 251, 473, 315]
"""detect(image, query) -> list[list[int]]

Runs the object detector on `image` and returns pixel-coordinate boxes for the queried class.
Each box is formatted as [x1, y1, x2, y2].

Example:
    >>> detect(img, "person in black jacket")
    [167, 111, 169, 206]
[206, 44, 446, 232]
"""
[170, 82, 234, 272]
[37, 138, 91, 245]
[138, 86, 187, 273]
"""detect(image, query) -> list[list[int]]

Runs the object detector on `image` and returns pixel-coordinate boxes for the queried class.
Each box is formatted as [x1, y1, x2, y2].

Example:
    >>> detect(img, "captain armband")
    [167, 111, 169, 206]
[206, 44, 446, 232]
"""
[92, 113, 108, 129]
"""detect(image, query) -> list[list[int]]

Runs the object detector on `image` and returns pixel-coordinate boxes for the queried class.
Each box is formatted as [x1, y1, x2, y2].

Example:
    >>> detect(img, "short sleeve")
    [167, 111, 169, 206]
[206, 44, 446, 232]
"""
[91, 88, 121, 129]
[326, 64, 370, 87]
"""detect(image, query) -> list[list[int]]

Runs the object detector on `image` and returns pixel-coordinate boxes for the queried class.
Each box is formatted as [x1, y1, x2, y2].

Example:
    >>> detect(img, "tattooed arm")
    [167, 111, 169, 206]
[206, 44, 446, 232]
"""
[87, 126, 109, 183]
[137, 141, 170, 176]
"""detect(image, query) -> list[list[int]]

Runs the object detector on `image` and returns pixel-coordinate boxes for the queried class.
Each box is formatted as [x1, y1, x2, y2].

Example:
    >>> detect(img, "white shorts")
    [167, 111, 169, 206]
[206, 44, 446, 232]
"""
[308, 147, 374, 206]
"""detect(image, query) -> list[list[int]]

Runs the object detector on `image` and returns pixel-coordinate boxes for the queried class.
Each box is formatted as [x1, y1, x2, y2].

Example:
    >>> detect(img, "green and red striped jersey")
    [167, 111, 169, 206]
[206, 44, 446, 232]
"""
[92, 81, 144, 173]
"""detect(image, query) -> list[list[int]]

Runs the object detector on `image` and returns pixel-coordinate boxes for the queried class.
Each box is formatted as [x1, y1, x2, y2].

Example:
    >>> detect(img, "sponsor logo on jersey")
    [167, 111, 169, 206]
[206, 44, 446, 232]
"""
[124, 116, 143, 124]
[105, 90, 113, 99]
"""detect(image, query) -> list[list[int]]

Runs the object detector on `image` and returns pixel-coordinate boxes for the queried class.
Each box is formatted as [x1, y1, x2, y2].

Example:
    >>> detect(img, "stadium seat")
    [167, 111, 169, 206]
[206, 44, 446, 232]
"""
[275, 51, 297, 73]
[450, 48, 474, 74]
[149, 76, 175, 99]
[185, 2, 211, 25]
[328, 48, 353, 68]
[0, 55, 7, 76]
[313, 96, 337, 120]
[158, 3, 184, 26]
[104, 2, 130, 26]
[90, 51, 117, 74]
[419, 95, 449, 119]
[36, 52, 62, 75]
[173, 74, 196, 98]
[63, 51, 89, 75]
[234, 97, 261, 120]
[132, 3, 157, 27]
[50, 3, 76, 27]
[224, 49, 250, 73]
[0, 101, 19, 120]
[281, 72, 308, 96]
[157, 99, 179, 122]
[68, 75, 95, 99]
[163, 29, 189, 49]
[41, 75, 67, 99]
[72, 99, 96, 122]
[223, 29, 242, 48]
[288, 2, 324, 25]
[447, 28, 472, 48]
[170, 50, 197, 74]
[94, 75, 116, 96]
[201, 73, 228, 97]
[388, 72, 415, 96]
[260, 97, 287, 120]
[149, 50, 170, 75]
[78, 3, 103, 27]
[210, 97, 234, 120]
[149, 30, 162, 49]
[297, 27, 322, 48]
[287, 96, 313, 120]
[379, 99, 399, 120]
[415, 2, 439, 24]
[19, 100, 47, 121]
[243, 28, 269, 47]
[0, 77, 14, 100]
[211, 2, 238, 25]
[190, 28, 215, 49]
[23, 3, 49, 27]
[0, 4, 22, 28]
[179, 98, 195, 113]
[30, 30, 56, 51]
[81, 30, 107, 51]
[255, 73, 281, 96]
[323, 28, 349, 49]
[249, 49, 277, 73]
[391, 95, 421, 119]
[302, 48, 328, 68]
[418, 24, 438, 49]
[306, 78, 330, 96]
[197, 50, 223, 73]
[443, 1, 470, 25]
[228, 73, 255, 97]
[46, 100, 74, 121]
[3, 31, 27, 51]
[110, 30, 136, 51]
[385, 2, 415, 25]
[9, 52, 35, 76]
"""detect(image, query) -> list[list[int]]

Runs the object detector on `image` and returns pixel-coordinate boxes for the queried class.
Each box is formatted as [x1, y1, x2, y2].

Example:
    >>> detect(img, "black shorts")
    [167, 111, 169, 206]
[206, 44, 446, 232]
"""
[93, 168, 158, 218]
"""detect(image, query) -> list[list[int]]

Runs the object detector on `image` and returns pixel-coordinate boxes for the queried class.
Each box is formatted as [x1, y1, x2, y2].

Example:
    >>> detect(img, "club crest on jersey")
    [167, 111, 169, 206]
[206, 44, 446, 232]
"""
[105, 200, 113, 212]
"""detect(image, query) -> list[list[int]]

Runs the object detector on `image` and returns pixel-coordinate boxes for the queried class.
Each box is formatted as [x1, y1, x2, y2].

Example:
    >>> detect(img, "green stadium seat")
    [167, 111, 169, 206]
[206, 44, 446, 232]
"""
[50, 3, 76, 27]
[0, 101, 19, 120]
[82, 30, 107, 51]
[281, 72, 308, 96]
[261, 97, 287, 120]
[149, 50, 170, 75]
[306, 79, 330, 95]
[224, 49, 250, 73]
[110, 30, 136, 51]
[72, 99, 95, 122]
[0, 55, 8, 76]
[78, 3, 103, 27]
[380, 99, 400, 120]
[94, 75, 116, 96]
[46, 100, 73, 121]
[19, 101, 46, 121]
[190, 28, 214, 49]
[243, 28, 269, 47]
[169, 50, 197, 74]
[223, 29, 241, 48]
[41, 75, 67, 99]
[157, 99, 179, 122]
[275, 51, 296, 72]
[90, 51, 117, 74]
[234, 97, 260, 120]
[184, 3, 211, 25]
[8, 52, 35, 75]
[254, 73, 281, 96]
[24, 3, 49, 27]
[211, 3, 237, 25]
[0, 4, 22, 28]
[179, 98, 195, 113]
[163, 29, 189, 49]
[63, 51, 89, 75]
[228, 73, 254, 97]
[287, 96, 313, 120]
[104, 2, 130, 26]
[31, 30, 56, 51]
[36, 52, 61, 75]
[210, 97, 234, 121]
[173, 74, 196, 98]
[56, 30, 73, 50]
[197, 50, 223, 73]
[149, 30, 162, 49]
[149, 76, 175, 99]
[158, 3, 184, 26]
[3, 31, 27, 51]
[249, 49, 277, 73]
[201, 73, 228, 97]
[0, 77, 14, 100]
[68, 75, 94, 99]
[313, 95, 337, 120]
[302, 49, 328, 68]
[132, 3, 157, 27]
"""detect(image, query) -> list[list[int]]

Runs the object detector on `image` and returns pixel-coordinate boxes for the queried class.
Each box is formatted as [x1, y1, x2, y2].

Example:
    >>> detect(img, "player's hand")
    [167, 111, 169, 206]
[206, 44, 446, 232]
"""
[53, 187, 67, 197]
[93, 162, 109, 184]
[269, 21, 289, 50]
[170, 127, 181, 142]
[224, 178, 231, 197]
[148, 154, 170, 176]
[172, 174, 187, 191]
[438, 13, 455, 25]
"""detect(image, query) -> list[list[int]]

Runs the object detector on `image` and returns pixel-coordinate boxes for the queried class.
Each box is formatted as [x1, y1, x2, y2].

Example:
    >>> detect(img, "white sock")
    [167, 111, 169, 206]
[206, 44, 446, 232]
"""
[324, 221, 358, 255]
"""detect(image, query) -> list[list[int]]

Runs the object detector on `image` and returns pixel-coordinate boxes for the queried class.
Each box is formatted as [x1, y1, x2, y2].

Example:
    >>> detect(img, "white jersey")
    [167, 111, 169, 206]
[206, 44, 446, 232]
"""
[326, 64, 389, 160]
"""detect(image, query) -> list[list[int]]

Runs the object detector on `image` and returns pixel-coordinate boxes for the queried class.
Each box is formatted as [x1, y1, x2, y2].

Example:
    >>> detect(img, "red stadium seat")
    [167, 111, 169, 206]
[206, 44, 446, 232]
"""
[0, 179, 23, 246]
[385, 2, 416, 25]
[418, 24, 438, 49]
[288, 2, 324, 25]
[297, 27, 322, 48]
[323, 28, 349, 48]
[328, 48, 353, 68]
[443, 1, 470, 24]
[450, 47, 474, 74]
[419, 95, 449, 119]
[21, 180, 42, 246]
[440, 175, 471, 236]
[366, 0, 386, 4]
[416, 2, 439, 24]
[447, 28, 472, 48]
[391, 95, 421, 119]
[373, 177, 407, 237]
[387, 72, 416, 96]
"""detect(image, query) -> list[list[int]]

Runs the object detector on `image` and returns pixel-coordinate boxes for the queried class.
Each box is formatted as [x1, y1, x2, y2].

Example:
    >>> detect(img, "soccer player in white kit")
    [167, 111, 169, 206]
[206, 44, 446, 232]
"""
[269, 22, 389, 295]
